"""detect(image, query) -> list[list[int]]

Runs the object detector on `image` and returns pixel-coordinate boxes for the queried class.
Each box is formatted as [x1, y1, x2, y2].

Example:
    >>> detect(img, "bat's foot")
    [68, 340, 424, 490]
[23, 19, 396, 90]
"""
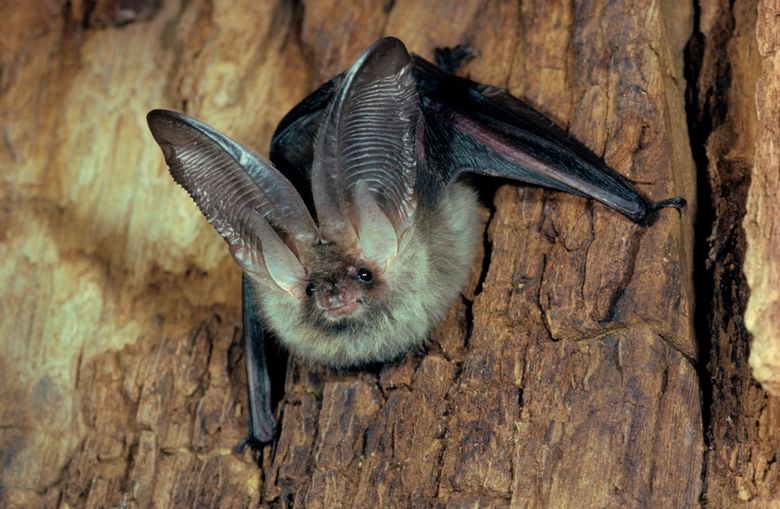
[650, 196, 687, 211]
[233, 413, 276, 465]
[638, 196, 688, 226]
[234, 435, 267, 465]
[434, 44, 476, 74]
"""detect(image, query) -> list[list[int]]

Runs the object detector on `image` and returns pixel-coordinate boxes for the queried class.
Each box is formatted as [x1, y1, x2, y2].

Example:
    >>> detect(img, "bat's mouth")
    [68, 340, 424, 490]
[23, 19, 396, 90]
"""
[322, 300, 360, 318]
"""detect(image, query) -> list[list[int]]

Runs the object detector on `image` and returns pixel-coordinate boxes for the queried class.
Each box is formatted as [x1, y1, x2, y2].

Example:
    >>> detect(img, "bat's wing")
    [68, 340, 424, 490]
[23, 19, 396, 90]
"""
[270, 40, 684, 225]
[410, 55, 685, 224]
[235, 274, 276, 452]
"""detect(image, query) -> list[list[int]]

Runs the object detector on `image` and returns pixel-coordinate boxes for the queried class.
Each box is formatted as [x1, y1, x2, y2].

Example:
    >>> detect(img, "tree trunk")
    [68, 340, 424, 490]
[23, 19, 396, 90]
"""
[0, 0, 774, 507]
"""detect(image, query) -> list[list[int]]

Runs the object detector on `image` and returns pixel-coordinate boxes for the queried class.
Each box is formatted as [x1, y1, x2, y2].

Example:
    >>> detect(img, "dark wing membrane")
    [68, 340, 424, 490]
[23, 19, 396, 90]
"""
[237, 274, 276, 447]
[411, 56, 685, 224]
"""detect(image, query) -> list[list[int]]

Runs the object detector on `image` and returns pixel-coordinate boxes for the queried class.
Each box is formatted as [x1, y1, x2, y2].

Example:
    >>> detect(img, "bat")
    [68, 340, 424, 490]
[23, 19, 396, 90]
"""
[146, 37, 685, 450]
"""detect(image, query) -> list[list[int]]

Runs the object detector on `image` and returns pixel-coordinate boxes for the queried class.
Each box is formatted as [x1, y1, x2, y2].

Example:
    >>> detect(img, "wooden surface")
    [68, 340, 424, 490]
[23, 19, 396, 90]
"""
[687, 0, 780, 505]
[746, 1, 780, 395]
[1, 0, 773, 507]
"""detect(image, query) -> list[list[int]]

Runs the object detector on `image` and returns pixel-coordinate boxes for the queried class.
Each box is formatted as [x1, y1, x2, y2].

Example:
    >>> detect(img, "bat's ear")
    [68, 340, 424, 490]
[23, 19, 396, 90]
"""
[311, 37, 420, 267]
[147, 110, 318, 292]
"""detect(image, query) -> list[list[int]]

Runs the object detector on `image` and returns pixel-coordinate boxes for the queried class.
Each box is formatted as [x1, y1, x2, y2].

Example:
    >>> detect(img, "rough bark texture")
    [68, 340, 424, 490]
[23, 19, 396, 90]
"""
[1, 0, 772, 507]
[690, 0, 780, 505]
[746, 1, 780, 395]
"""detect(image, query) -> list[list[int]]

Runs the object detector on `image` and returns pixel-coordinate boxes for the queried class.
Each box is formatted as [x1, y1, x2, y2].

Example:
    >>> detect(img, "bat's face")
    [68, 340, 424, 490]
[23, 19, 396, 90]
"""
[302, 244, 385, 324]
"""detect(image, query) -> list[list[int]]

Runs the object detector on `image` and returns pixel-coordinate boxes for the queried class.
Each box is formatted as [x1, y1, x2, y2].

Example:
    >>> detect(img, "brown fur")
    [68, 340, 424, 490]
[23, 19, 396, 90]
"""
[251, 182, 479, 367]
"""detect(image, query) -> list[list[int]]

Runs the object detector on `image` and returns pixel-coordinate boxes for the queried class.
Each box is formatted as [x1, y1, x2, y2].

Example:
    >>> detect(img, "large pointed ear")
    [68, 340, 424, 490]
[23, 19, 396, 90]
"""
[312, 37, 419, 266]
[147, 109, 318, 292]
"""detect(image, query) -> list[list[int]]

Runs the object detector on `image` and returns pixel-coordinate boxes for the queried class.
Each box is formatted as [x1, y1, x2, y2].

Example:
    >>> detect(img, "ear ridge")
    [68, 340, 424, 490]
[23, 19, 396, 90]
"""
[147, 109, 316, 290]
[312, 37, 419, 246]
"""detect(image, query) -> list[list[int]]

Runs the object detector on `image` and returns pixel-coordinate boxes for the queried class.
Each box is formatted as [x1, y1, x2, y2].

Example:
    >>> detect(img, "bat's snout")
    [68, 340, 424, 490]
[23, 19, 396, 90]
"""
[317, 284, 360, 317]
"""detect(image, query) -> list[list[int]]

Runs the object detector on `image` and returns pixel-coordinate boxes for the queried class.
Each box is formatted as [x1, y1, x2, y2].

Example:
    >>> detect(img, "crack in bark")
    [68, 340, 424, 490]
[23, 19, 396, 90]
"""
[599, 226, 644, 325]
[537, 253, 554, 341]
[579, 200, 596, 300]
[682, 0, 716, 504]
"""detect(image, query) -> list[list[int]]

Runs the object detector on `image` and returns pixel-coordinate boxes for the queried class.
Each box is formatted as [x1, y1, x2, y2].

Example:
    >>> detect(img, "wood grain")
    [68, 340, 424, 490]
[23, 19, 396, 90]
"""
[0, 0, 710, 507]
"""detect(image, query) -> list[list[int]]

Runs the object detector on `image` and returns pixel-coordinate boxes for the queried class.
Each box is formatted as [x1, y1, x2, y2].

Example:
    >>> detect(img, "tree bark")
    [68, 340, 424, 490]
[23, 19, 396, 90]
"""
[746, 1, 780, 396]
[691, 0, 780, 504]
[0, 0, 773, 507]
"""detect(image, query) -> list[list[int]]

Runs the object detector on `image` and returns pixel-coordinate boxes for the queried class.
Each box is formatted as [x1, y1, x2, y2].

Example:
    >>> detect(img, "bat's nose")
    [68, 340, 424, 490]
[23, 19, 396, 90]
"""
[318, 286, 359, 316]
[324, 292, 346, 309]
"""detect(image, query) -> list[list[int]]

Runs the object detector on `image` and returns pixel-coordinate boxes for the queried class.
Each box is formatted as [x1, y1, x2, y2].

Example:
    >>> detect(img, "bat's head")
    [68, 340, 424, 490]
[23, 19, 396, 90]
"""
[303, 245, 384, 322]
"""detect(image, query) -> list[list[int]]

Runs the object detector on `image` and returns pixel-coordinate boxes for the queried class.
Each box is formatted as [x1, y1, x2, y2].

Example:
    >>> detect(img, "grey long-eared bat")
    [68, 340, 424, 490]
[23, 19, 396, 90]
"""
[146, 37, 685, 450]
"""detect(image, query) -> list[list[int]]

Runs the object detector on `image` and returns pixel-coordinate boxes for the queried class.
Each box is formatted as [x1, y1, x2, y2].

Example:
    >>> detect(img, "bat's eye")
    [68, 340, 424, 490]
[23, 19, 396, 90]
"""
[357, 268, 373, 283]
[305, 283, 316, 296]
